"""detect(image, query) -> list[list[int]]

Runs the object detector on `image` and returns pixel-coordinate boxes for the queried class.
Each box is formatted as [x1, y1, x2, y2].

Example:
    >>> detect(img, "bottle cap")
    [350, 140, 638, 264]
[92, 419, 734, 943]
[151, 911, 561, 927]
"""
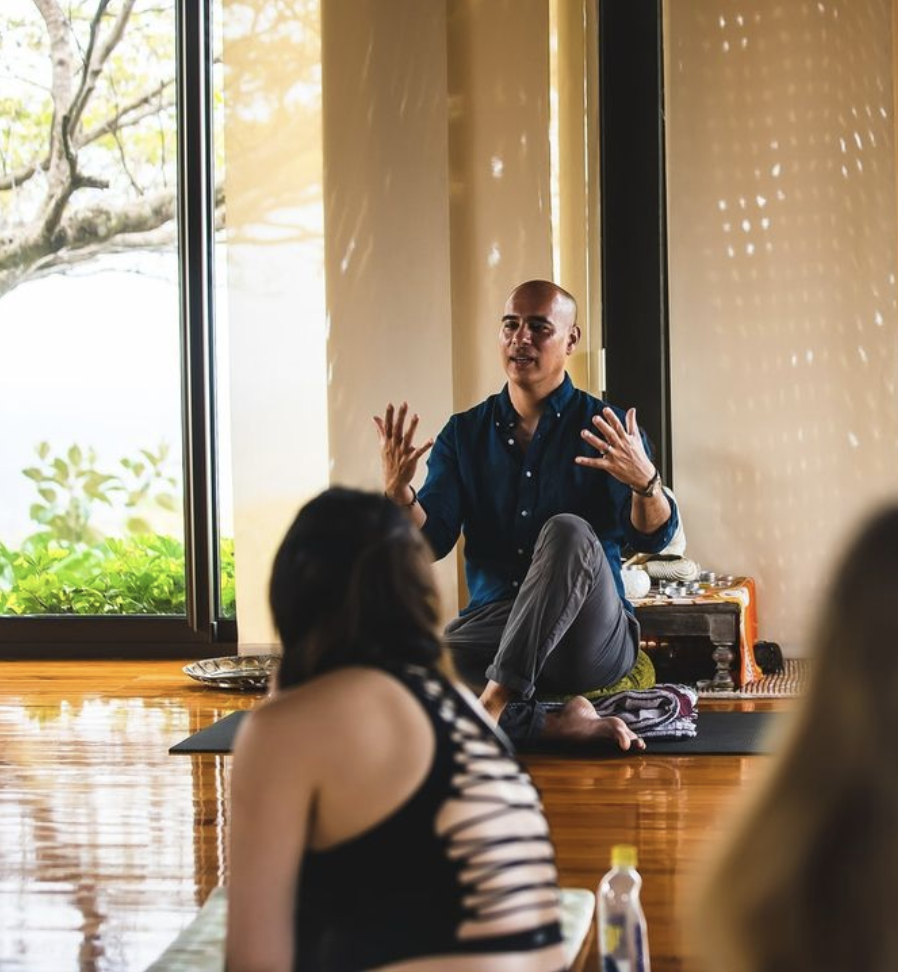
[611, 844, 638, 868]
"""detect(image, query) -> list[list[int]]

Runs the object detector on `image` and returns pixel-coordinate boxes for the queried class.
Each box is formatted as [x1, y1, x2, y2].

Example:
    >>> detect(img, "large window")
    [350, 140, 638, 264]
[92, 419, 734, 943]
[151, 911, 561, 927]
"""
[0, 0, 233, 655]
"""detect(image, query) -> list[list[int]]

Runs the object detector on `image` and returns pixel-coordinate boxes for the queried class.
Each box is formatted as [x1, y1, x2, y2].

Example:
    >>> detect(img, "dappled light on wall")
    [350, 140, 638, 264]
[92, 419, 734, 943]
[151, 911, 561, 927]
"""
[665, 0, 898, 653]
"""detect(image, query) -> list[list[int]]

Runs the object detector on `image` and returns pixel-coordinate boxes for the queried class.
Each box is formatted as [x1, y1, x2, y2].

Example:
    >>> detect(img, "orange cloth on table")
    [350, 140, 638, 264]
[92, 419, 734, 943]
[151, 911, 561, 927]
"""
[696, 577, 761, 685]
[631, 576, 762, 686]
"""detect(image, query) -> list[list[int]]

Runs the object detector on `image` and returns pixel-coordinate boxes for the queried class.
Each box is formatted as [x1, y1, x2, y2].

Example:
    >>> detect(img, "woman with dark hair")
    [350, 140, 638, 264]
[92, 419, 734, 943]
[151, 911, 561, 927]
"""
[226, 487, 569, 972]
[692, 503, 898, 972]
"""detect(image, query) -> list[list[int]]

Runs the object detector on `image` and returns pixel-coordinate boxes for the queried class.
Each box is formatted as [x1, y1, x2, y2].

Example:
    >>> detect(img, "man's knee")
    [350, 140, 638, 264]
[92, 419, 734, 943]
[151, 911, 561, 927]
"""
[536, 513, 600, 556]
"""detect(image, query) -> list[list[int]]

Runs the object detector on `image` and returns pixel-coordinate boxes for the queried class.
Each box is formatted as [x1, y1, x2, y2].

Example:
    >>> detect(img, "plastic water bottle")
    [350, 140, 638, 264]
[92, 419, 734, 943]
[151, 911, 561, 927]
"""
[597, 844, 651, 972]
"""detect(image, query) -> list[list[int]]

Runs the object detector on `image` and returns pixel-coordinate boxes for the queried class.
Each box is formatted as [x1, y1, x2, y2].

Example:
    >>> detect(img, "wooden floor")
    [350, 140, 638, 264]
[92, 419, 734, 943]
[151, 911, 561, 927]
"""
[0, 660, 793, 972]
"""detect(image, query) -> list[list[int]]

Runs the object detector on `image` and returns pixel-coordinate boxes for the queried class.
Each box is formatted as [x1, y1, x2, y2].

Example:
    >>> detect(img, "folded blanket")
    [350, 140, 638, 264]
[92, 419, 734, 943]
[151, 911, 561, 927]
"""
[499, 683, 698, 744]
[592, 683, 698, 737]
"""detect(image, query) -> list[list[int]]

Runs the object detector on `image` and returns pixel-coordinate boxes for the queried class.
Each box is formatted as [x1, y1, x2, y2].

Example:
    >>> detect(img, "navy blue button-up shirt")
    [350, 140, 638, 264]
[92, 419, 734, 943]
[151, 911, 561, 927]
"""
[419, 374, 679, 615]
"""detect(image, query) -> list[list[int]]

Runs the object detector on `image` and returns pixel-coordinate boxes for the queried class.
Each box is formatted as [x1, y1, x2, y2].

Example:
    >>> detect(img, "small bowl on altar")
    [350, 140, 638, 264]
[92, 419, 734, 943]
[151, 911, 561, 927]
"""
[622, 566, 652, 600]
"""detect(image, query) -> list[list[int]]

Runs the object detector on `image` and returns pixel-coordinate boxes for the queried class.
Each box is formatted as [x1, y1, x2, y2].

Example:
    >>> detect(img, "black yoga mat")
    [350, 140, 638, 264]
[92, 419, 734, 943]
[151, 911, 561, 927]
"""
[515, 710, 784, 757]
[171, 710, 249, 754]
[170, 709, 784, 757]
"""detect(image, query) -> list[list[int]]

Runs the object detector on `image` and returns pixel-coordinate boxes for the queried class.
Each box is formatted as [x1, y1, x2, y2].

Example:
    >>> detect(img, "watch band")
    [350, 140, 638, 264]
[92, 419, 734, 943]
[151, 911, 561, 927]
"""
[632, 468, 661, 498]
[385, 485, 419, 508]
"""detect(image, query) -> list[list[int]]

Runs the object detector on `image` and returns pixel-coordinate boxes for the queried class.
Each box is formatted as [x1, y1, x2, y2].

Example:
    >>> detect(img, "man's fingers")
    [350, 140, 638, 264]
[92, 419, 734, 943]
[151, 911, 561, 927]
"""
[411, 439, 434, 462]
[372, 415, 386, 443]
[393, 402, 408, 440]
[581, 428, 610, 455]
[591, 412, 615, 439]
[602, 406, 626, 435]
[404, 412, 420, 448]
[625, 407, 639, 436]
[383, 403, 395, 439]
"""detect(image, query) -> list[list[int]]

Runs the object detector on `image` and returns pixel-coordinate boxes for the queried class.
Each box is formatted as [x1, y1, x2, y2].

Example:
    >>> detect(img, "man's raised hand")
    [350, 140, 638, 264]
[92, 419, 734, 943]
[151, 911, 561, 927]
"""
[373, 401, 434, 501]
[575, 406, 655, 491]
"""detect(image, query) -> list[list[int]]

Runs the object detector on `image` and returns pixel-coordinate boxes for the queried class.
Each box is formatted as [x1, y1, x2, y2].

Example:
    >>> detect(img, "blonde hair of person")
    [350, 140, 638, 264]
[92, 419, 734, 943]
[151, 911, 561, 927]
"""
[693, 503, 898, 972]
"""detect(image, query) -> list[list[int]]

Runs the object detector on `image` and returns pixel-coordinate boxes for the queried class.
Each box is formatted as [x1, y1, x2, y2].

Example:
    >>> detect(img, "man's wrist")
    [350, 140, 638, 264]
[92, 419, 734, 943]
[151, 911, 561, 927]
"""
[631, 468, 662, 498]
[385, 485, 419, 509]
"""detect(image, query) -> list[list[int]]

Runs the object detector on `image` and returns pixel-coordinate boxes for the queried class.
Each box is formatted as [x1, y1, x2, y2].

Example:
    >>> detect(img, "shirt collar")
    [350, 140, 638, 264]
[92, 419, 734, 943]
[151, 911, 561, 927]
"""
[496, 373, 575, 426]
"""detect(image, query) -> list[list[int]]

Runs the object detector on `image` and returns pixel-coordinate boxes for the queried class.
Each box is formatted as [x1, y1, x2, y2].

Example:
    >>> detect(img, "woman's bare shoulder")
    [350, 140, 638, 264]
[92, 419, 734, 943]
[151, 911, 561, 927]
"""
[234, 666, 432, 761]
[233, 666, 442, 848]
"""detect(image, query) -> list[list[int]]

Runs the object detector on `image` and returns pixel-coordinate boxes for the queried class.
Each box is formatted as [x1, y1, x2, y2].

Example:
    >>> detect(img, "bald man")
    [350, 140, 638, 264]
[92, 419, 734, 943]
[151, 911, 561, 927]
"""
[374, 280, 678, 750]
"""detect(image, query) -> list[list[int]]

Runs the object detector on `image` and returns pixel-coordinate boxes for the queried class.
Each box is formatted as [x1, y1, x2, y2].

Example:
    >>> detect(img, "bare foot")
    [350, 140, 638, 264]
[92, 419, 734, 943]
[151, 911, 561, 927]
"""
[478, 680, 514, 724]
[542, 696, 646, 752]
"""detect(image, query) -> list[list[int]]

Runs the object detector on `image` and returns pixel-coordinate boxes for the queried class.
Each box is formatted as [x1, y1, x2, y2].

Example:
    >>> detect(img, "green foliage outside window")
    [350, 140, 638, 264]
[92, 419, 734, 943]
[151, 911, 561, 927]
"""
[0, 443, 236, 617]
[23, 441, 179, 544]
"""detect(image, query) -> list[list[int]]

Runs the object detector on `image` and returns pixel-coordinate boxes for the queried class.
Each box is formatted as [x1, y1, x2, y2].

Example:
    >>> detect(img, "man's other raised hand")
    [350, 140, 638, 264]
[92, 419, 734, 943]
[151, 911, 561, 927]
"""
[373, 401, 434, 502]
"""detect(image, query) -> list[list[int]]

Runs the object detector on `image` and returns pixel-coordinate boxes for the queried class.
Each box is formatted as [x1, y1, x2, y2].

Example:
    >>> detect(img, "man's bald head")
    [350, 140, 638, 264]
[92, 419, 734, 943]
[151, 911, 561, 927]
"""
[500, 280, 581, 397]
[506, 280, 578, 331]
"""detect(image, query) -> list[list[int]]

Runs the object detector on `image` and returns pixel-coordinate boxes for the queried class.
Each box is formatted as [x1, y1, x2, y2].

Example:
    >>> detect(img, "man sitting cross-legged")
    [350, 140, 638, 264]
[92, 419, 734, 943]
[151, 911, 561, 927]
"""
[374, 280, 679, 750]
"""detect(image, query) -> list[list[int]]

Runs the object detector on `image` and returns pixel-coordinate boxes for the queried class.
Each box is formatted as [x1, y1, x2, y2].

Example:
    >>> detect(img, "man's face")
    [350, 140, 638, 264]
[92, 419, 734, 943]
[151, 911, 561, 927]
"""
[499, 286, 579, 393]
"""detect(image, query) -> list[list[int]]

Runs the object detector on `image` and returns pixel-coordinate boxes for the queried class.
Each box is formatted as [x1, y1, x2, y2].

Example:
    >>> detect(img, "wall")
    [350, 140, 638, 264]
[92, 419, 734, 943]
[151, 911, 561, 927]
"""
[224, 0, 559, 640]
[320, 0, 459, 618]
[665, 0, 898, 653]
[223, 0, 897, 655]
[222, 0, 329, 650]
[446, 0, 555, 412]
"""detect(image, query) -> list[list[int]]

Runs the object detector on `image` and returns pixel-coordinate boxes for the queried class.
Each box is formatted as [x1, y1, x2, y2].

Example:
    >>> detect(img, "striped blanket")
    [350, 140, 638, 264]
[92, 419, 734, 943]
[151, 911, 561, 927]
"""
[500, 683, 698, 744]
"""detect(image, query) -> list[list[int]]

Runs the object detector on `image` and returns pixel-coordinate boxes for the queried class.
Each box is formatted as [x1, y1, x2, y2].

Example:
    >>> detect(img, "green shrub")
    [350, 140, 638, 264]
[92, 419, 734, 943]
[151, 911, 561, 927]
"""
[0, 533, 236, 616]
[0, 442, 237, 617]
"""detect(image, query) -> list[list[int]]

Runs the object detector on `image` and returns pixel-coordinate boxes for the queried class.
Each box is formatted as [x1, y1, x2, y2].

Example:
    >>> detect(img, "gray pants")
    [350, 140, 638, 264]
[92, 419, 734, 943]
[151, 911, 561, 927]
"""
[444, 514, 639, 701]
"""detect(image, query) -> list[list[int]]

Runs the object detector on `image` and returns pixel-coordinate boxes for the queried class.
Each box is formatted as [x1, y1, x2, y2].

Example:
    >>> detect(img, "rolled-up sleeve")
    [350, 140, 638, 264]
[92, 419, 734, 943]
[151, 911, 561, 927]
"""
[418, 419, 464, 561]
[615, 428, 679, 553]
[620, 490, 680, 553]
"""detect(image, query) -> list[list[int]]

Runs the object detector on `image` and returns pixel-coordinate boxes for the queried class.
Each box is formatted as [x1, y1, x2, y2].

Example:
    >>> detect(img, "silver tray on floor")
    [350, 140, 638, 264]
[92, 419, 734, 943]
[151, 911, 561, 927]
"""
[183, 654, 281, 691]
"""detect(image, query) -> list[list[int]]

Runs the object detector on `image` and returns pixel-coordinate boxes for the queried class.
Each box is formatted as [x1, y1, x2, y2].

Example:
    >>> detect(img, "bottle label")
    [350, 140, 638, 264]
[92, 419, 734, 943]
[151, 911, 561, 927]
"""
[603, 919, 623, 959]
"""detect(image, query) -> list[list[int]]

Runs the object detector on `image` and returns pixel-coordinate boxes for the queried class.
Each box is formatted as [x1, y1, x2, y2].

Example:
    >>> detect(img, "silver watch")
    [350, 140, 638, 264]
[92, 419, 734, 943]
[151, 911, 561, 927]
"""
[632, 468, 662, 498]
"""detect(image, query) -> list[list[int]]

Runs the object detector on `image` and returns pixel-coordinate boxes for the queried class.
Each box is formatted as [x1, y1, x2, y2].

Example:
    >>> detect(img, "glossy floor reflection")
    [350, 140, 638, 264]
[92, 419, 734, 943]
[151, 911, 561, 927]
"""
[0, 661, 785, 972]
[523, 724, 778, 970]
[0, 661, 256, 972]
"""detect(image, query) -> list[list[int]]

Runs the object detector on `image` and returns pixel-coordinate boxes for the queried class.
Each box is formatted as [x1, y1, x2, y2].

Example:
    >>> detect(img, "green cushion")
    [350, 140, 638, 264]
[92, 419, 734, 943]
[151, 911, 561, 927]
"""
[542, 647, 656, 703]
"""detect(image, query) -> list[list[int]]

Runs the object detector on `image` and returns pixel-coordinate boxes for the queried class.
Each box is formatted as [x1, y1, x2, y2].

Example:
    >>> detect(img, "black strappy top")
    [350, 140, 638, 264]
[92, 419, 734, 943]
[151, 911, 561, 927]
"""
[293, 663, 564, 971]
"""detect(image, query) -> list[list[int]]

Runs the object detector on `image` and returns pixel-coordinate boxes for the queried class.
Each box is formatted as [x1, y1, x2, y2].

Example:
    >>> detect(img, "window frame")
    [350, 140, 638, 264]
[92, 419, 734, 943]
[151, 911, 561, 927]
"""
[598, 0, 673, 485]
[0, 0, 236, 659]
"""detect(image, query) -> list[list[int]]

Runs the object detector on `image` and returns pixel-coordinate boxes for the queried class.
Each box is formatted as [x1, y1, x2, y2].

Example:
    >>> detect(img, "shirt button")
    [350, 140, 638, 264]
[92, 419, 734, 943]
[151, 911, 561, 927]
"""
[507, 438, 514, 446]
[521, 510, 528, 517]
[525, 471, 532, 478]
[517, 548, 524, 555]
[512, 581, 519, 588]
[556, 412, 561, 418]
